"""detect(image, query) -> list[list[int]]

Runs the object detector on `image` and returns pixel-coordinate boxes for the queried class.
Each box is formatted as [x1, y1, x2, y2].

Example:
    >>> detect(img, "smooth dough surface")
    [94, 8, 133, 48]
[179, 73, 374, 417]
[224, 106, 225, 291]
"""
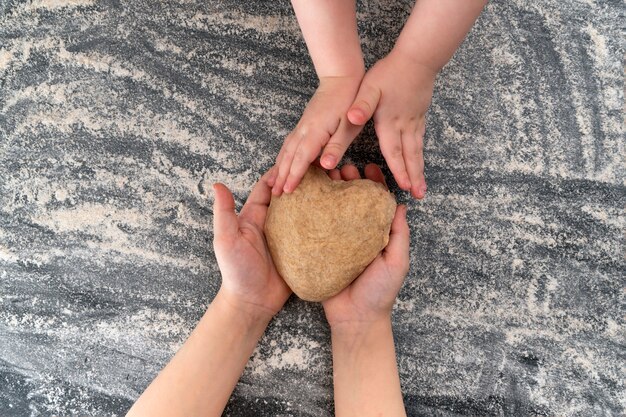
[264, 166, 397, 302]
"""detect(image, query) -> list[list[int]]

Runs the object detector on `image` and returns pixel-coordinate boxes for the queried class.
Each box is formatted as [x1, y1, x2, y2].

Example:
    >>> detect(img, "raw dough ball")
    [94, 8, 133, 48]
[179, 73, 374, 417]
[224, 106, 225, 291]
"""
[264, 166, 397, 302]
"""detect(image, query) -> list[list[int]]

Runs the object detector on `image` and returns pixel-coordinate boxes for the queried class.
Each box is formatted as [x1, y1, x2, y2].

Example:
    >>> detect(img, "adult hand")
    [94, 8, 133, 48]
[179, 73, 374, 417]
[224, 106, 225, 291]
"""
[322, 164, 410, 328]
[213, 172, 292, 319]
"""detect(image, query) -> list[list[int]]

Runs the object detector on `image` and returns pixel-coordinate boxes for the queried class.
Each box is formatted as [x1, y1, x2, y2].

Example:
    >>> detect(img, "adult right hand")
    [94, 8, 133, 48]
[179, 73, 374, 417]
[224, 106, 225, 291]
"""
[322, 163, 410, 328]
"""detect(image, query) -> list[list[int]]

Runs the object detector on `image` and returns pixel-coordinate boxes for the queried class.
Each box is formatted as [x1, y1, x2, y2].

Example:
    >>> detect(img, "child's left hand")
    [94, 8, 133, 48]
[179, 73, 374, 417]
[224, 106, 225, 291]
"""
[213, 172, 292, 319]
[347, 48, 437, 199]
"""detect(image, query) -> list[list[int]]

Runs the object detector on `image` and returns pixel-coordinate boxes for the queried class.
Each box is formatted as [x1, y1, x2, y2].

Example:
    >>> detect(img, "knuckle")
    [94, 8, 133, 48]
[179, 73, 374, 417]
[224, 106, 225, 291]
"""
[357, 99, 371, 112]
[292, 149, 309, 164]
[324, 142, 344, 154]
[387, 144, 403, 159]
[295, 123, 314, 139]
[281, 149, 294, 163]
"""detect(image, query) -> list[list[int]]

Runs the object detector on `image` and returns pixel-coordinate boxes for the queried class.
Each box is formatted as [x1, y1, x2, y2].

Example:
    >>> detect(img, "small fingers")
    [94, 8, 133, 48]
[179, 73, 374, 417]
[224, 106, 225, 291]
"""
[239, 171, 272, 228]
[340, 164, 361, 181]
[377, 125, 411, 190]
[283, 128, 330, 193]
[383, 204, 410, 276]
[328, 168, 342, 181]
[364, 163, 387, 188]
[401, 129, 427, 199]
[272, 134, 299, 196]
[267, 165, 278, 188]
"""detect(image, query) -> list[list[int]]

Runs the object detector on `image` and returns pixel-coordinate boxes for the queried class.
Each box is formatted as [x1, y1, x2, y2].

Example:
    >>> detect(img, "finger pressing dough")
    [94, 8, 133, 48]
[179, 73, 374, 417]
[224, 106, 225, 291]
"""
[264, 166, 397, 302]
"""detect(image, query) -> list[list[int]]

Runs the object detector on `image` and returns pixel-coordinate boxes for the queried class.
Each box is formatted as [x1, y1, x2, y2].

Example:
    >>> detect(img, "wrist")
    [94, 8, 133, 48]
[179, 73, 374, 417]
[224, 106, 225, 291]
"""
[314, 53, 365, 80]
[329, 314, 393, 339]
[330, 313, 405, 417]
[211, 289, 274, 330]
[311, 56, 365, 81]
[316, 74, 364, 97]
[389, 42, 440, 78]
[330, 316, 395, 362]
[317, 70, 364, 86]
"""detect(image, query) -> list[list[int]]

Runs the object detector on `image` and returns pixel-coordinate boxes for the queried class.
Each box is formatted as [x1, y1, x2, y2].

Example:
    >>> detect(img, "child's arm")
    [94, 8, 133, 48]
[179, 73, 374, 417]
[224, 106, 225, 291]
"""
[347, 0, 488, 199]
[323, 164, 410, 417]
[127, 174, 291, 417]
[268, 0, 364, 196]
[391, 0, 487, 78]
[291, 0, 364, 79]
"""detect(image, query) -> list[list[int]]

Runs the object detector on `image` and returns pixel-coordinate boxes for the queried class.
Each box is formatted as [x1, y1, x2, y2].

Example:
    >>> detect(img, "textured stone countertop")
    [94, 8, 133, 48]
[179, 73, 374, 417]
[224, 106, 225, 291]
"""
[0, 0, 623, 416]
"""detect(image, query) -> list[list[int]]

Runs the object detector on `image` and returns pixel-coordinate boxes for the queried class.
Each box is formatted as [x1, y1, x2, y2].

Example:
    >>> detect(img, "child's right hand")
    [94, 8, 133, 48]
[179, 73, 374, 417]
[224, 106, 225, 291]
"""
[322, 164, 410, 329]
[268, 75, 364, 196]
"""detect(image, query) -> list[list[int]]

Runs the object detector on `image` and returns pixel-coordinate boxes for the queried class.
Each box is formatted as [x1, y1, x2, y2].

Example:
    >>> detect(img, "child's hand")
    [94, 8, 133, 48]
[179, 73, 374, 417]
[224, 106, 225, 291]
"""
[347, 49, 436, 199]
[322, 164, 410, 328]
[268, 75, 364, 196]
[213, 172, 291, 319]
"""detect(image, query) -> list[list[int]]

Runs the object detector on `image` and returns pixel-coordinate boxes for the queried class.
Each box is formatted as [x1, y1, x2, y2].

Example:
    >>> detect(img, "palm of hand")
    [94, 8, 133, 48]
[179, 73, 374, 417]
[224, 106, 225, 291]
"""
[216, 223, 288, 315]
[213, 177, 291, 316]
[323, 253, 400, 325]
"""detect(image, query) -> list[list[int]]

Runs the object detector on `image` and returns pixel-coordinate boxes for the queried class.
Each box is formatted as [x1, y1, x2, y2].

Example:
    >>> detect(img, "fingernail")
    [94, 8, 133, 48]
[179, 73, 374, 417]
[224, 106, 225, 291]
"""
[350, 108, 365, 124]
[322, 155, 336, 168]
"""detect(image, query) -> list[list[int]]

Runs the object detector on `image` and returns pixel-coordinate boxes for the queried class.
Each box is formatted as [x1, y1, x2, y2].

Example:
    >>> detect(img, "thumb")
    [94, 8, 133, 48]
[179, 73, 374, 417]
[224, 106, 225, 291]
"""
[213, 183, 239, 241]
[320, 118, 363, 169]
[347, 81, 381, 125]
[383, 205, 410, 275]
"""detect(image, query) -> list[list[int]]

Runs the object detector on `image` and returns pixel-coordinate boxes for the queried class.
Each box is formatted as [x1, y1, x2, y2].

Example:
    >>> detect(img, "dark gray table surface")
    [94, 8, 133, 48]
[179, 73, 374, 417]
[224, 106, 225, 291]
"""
[1, 0, 624, 416]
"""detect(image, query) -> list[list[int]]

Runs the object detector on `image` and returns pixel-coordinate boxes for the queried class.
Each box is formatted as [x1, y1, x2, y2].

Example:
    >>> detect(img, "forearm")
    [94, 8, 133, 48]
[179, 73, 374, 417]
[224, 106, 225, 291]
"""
[331, 318, 407, 417]
[291, 0, 364, 78]
[127, 290, 271, 417]
[394, 0, 487, 72]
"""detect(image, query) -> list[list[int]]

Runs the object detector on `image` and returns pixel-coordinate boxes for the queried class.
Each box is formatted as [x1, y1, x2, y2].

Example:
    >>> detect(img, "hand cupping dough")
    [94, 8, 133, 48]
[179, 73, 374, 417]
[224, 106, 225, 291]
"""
[264, 166, 396, 302]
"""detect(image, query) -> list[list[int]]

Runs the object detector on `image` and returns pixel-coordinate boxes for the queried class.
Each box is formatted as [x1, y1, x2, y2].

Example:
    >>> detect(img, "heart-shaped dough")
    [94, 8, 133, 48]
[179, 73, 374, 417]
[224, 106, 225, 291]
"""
[264, 166, 396, 302]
